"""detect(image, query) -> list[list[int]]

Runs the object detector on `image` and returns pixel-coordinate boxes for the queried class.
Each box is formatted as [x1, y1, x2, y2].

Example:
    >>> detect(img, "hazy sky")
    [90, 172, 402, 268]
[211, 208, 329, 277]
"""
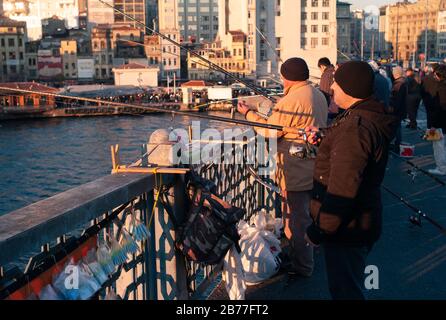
[349, 0, 409, 9]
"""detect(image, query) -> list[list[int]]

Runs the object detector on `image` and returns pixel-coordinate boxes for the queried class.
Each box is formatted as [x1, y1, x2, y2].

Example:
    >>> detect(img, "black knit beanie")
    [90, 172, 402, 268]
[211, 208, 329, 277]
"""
[334, 61, 375, 99]
[280, 58, 310, 81]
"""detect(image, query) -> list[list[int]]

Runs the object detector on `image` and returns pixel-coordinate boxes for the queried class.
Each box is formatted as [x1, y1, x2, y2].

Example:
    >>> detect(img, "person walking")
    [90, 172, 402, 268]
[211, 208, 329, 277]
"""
[390, 66, 408, 152]
[304, 61, 398, 300]
[318, 58, 338, 119]
[426, 64, 446, 176]
[421, 63, 440, 130]
[405, 67, 422, 130]
[238, 58, 328, 277]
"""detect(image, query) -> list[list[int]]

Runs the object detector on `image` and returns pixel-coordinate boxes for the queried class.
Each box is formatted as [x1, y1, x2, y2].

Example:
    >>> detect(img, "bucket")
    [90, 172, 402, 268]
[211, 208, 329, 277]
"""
[400, 143, 415, 158]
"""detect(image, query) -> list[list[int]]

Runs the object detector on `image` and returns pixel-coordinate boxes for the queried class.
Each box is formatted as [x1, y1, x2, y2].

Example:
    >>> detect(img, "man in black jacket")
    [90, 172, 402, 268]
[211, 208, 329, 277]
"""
[390, 66, 408, 152]
[304, 61, 398, 300]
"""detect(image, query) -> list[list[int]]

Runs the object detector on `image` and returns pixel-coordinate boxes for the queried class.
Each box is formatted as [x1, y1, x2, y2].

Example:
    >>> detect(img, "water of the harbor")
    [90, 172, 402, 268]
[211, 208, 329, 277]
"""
[0, 113, 238, 216]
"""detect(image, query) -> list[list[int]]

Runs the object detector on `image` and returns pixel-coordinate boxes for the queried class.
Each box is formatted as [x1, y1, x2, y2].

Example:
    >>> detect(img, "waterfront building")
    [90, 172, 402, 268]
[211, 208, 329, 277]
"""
[2, 0, 80, 41]
[187, 32, 249, 81]
[112, 63, 159, 87]
[37, 37, 63, 82]
[384, 0, 444, 65]
[178, 0, 219, 43]
[91, 25, 114, 81]
[144, 35, 162, 67]
[60, 40, 78, 80]
[158, 0, 181, 80]
[0, 16, 26, 82]
[25, 40, 39, 81]
[336, 1, 352, 62]
[0, 82, 57, 108]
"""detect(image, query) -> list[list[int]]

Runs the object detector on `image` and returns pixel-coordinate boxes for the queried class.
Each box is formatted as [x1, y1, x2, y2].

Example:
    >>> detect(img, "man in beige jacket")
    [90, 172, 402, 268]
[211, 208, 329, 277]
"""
[238, 57, 328, 277]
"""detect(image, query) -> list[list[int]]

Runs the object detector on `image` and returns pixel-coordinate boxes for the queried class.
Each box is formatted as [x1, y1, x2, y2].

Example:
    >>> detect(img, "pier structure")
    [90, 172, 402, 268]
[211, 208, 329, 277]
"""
[0, 131, 279, 300]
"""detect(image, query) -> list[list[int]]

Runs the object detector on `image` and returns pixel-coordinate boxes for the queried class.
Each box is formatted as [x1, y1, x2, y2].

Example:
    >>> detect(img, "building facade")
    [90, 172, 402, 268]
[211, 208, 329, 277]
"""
[178, 0, 219, 43]
[384, 0, 443, 65]
[114, 0, 145, 30]
[276, 0, 337, 81]
[2, 0, 80, 40]
[336, 1, 351, 62]
[91, 25, 114, 80]
[60, 40, 78, 79]
[188, 32, 249, 81]
[0, 16, 26, 82]
[438, 1, 446, 59]
[87, 0, 115, 27]
[158, 0, 181, 79]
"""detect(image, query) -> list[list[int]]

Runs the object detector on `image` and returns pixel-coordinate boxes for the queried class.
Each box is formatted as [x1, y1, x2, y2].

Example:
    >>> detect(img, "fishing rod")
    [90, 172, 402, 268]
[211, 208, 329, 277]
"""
[0, 86, 301, 134]
[383, 185, 446, 234]
[98, 0, 275, 103]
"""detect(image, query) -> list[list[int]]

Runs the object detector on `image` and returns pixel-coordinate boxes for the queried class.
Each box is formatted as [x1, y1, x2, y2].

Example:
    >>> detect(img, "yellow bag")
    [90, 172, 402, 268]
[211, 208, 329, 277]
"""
[424, 129, 443, 142]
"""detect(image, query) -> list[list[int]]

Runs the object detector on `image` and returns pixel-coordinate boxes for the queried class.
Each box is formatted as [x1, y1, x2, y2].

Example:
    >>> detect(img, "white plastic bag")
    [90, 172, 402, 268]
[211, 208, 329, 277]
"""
[39, 284, 63, 300]
[239, 211, 283, 286]
[222, 245, 246, 300]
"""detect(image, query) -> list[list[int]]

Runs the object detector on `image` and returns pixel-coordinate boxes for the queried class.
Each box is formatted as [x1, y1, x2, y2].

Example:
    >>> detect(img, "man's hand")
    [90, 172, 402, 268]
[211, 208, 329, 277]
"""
[305, 126, 322, 145]
[237, 101, 251, 116]
[304, 233, 319, 248]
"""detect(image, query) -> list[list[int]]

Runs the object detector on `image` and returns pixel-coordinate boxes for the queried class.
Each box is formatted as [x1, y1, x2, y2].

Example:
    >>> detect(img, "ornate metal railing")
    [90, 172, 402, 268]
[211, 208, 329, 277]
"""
[0, 134, 280, 300]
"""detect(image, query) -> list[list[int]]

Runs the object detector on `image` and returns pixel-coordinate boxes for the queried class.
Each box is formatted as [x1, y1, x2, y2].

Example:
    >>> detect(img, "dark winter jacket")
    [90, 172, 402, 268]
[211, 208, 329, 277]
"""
[422, 75, 446, 131]
[306, 98, 398, 247]
[373, 71, 391, 108]
[390, 77, 408, 119]
[319, 65, 335, 104]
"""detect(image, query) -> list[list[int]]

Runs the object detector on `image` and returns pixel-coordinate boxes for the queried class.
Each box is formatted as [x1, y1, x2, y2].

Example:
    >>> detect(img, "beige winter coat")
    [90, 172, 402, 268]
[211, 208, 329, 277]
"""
[246, 81, 328, 192]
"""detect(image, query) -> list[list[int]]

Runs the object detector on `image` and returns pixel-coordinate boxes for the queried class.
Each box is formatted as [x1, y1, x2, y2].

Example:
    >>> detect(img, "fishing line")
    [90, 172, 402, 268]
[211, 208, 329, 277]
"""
[383, 185, 446, 234]
[98, 0, 275, 103]
[0, 86, 297, 133]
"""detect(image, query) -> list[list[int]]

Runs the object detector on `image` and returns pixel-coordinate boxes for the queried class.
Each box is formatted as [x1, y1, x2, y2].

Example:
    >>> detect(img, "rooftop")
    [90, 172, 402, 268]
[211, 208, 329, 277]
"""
[0, 82, 59, 94]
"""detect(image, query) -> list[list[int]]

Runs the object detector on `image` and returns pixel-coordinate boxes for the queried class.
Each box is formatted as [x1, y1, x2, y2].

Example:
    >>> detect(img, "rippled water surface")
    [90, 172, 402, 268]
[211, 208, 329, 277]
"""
[0, 113, 235, 216]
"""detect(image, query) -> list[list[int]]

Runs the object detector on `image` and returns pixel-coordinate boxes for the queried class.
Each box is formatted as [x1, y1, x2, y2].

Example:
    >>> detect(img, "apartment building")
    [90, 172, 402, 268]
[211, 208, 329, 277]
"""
[178, 0, 219, 42]
[0, 16, 26, 82]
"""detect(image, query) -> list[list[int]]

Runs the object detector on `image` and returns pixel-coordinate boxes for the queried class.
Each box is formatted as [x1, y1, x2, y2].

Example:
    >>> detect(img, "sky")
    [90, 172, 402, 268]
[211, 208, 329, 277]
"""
[349, 0, 408, 9]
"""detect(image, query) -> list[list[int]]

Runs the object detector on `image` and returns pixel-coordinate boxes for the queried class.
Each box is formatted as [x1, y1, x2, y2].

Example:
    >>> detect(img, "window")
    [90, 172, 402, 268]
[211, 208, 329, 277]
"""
[311, 37, 318, 48]
[322, 0, 329, 7]
[311, 25, 318, 33]
[311, 0, 318, 7]
[8, 38, 15, 47]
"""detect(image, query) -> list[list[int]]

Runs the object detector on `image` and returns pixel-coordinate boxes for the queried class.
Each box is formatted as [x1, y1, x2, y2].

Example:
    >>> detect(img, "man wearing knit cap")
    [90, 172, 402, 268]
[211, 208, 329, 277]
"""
[238, 57, 328, 277]
[304, 61, 398, 300]
[390, 65, 408, 152]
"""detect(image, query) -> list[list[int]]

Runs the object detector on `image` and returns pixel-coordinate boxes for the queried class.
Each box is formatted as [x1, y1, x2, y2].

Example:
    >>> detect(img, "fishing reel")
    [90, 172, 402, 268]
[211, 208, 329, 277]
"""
[288, 129, 322, 160]
[409, 213, 422, 228]
[289, 143, 318, 160]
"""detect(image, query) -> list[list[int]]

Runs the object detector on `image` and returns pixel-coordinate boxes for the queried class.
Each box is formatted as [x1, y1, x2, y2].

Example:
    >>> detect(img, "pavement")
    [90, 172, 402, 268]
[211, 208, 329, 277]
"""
[210, 118, 446, 300]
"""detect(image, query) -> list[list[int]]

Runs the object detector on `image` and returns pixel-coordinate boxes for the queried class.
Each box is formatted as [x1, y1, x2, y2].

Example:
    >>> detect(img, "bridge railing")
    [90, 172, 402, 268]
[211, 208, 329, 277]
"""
[0, 135, 280, 300]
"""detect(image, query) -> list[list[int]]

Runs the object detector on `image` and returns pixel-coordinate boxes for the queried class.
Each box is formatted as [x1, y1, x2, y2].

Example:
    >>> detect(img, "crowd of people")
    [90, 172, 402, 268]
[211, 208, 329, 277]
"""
[319, 58, 446, 176]
[237, 56, 446, 300]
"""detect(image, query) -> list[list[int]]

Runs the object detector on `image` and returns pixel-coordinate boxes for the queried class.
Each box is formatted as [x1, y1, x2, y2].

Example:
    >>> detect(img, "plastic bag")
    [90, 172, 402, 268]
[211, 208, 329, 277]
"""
[239, 212, 282, 285]
[53, 258, 101, 300]
[222, 245, 246, 300]
[39, 284, 63, 300]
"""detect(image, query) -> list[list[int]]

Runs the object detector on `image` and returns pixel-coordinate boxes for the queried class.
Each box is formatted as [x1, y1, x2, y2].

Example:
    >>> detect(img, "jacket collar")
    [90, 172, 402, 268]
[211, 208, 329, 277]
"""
[284, 81, 310, 96]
